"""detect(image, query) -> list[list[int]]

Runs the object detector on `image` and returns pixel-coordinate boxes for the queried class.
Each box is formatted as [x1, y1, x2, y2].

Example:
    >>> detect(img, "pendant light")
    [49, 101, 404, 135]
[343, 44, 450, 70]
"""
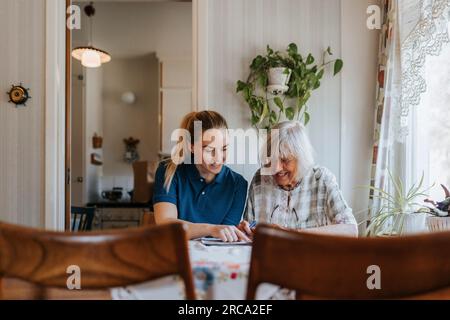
[72, 2, 111, 68]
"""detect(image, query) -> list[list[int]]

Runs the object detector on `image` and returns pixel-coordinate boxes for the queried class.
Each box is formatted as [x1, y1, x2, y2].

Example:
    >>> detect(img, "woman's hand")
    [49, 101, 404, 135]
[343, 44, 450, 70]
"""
[237, 220, 255, 239]
[208, 225, 251, 242]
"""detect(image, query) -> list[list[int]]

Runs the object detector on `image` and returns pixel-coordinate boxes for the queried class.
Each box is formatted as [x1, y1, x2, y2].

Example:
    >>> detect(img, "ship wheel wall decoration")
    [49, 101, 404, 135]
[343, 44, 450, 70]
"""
[7, 83, 31, 107]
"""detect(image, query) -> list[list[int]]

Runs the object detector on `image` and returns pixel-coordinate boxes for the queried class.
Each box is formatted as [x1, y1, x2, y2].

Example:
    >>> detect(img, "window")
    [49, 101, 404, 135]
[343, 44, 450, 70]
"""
[411, 31, 450, 201]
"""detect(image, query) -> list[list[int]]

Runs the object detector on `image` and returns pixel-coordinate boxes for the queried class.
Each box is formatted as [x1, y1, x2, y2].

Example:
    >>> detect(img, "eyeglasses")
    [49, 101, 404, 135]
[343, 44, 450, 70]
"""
[269, 204, 299, 228]
[262, 157, 296, 169]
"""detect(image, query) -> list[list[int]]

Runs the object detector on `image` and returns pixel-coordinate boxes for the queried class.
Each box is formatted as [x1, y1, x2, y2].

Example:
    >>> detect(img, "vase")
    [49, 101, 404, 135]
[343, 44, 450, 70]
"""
[392, 213, 428, 235]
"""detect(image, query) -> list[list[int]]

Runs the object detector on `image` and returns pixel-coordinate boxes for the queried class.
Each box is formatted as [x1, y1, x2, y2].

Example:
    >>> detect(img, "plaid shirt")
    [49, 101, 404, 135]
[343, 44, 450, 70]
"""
[244, 166, 357, 229]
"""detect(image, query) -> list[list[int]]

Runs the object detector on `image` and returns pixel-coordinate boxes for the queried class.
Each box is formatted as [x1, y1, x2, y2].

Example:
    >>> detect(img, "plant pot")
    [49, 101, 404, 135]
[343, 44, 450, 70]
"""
[268, 67, 291, 85]
[392, 213, 428, 235]
[427, 216, 450, 232]
[267, 67, 291, 95]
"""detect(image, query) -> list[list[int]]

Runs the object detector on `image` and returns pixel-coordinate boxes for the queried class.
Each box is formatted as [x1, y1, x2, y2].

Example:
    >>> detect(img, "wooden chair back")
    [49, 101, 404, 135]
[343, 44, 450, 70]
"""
[141, 212, 156, 226]
[247, 224, 450, 299]
[0, 222, 195, 299]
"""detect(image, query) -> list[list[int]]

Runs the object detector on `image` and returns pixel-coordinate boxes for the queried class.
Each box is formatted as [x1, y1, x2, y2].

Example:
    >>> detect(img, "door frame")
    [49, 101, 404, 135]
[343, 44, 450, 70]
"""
[43, 0, 68, 230]
[64, 0, 72, 230]
[192, 0, 207, 109]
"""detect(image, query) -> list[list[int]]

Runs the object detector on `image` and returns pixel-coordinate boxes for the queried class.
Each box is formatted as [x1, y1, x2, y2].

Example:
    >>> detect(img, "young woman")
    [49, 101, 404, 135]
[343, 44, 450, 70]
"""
[153, 111, 250, 242]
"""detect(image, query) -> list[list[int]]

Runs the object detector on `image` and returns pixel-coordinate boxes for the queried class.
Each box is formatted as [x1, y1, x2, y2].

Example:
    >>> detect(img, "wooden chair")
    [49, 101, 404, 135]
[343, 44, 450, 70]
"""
[132, 161, 156, 204]
[0, 222, 195, 300]
[70, 206, 95, 231]
[141, 211, 156, 226]
[247, 224, 450, 299]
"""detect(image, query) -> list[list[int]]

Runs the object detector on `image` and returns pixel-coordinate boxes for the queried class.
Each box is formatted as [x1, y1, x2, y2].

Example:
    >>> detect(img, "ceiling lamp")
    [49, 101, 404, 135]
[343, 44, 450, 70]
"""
[72, 2, 111, 68]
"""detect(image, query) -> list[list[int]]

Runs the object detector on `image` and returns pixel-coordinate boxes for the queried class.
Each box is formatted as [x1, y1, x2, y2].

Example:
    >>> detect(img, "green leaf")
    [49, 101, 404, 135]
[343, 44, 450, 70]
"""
[259, 101, 269, 125]
[285, 107, 295, 120]
[258, 73, 268, 87]
[273, 97, 284, 111]
[236, 80, 247, 93]
[287, 43, 298, 56]
[250, 55, 265, 70]
[313, 80, 321, 90]
[249, 99, 260, 113]
[266, 45, 274, 55]
[334, 59, 344, 75]
[269, 110, 277, 124]
[251, 114, 260, 126]
[298, 91, 311, 108]
[306, 54, 315, 65]
[317, 69, 325, 79]
[243, 86, 251, 101]
[327, 46, 333, 55]
[304, 112, 311, 126]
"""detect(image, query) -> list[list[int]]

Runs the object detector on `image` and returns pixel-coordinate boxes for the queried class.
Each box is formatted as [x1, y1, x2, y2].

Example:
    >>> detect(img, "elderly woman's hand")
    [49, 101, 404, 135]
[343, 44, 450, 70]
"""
[237, 220, 255, 239]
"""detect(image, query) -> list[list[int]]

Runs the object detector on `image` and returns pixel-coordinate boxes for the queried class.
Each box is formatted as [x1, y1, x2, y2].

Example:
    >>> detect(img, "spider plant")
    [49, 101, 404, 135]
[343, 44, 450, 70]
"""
[365, 171, 432, 236]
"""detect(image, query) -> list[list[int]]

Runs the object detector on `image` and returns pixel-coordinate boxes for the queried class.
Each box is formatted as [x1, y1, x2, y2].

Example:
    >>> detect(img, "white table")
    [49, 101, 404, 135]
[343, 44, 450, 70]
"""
[111, 241, 282, 300]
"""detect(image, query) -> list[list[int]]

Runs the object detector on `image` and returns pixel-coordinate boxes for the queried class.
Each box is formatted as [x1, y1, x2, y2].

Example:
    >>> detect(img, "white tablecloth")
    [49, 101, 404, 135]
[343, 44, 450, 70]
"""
[111, 241, 280, 300]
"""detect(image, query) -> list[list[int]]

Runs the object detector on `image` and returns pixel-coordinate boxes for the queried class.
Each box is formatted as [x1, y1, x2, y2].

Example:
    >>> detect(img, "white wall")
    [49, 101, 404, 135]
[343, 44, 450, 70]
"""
[198, 0, 379, 225]
[0, 0, 46, 227]
[71, 63, 104, 205]
[73, 1, 192, 60]
[102, 54, 160, 182]
[84, 67, 104, 203]
[341, 0, 380, 227]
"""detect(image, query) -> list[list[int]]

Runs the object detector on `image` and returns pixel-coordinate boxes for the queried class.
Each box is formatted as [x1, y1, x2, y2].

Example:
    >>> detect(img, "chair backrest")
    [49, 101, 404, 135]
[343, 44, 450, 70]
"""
[247, 224, 450, 299]
[141, 212, 156, 226]
[71, 206, 95, 231]
[132, 161, 156, 203]
[0, 222, 195, 299]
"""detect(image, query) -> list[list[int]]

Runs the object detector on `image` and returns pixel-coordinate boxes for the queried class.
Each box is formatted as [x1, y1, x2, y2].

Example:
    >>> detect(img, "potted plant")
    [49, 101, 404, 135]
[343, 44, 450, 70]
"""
[424, 184, 450, 232]
[366, 172, 432, 236]
[236, 43, 343, 130]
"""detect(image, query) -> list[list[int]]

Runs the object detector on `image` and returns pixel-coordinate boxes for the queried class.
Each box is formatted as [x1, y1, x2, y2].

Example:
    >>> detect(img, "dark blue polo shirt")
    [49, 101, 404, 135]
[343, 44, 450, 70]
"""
[153, 162, 248, 225]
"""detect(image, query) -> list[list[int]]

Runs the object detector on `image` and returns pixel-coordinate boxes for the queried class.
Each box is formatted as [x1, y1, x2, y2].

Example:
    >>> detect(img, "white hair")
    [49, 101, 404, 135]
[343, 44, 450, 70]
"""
[261, 121, 316, 178]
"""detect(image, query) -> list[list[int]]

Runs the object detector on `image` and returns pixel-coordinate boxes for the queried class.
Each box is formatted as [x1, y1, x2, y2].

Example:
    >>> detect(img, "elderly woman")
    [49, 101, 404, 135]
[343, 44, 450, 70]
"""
[240, 121, 358, 237]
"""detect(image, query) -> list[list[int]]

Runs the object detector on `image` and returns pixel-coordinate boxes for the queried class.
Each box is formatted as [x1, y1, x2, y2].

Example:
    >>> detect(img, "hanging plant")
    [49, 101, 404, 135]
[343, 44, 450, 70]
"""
[236, 43, 343, 130]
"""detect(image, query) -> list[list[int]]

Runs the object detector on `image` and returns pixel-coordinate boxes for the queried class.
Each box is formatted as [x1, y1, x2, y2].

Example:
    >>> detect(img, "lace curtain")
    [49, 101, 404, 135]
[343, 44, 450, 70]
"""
[397, 0, 450, 140]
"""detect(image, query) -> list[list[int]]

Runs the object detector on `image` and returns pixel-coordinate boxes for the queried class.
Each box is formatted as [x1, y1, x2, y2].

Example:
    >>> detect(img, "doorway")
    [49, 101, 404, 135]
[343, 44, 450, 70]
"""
[66, 0, 194, 230]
